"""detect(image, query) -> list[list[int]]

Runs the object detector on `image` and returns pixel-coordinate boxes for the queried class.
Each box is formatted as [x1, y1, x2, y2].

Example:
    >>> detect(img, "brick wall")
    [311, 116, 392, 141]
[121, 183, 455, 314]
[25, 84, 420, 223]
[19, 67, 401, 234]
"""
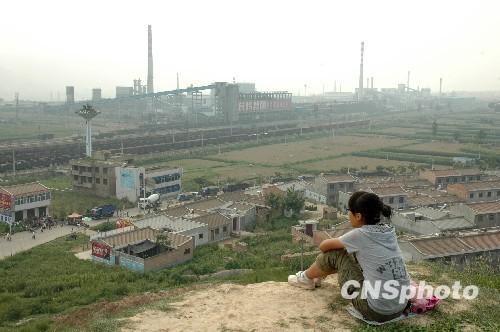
[144, 238, 194, 272]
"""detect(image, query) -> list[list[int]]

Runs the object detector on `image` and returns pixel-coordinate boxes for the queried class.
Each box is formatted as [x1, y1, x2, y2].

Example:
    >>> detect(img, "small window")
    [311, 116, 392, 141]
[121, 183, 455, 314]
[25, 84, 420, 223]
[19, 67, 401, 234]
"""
[437, 178, 442, 184]
[215, 228, 220, 235]
[389, 197, 394, 204]
[103, 179, 108, 185]
[72, 165, 78, 171]
[476, 176, 480, 181]
[398, 196, 404, 204]
[223, 226, 227, 232]
[73, 175, 78, 181]
[95, 178, 100, 184]
[468, 176, 473, 181]
[95, 167, 99, 173]
[489, 214, 495, 221]
[87, 177, 93, 183]
[461, 176, 466, 182]
[477, 215, 483, 222]
[497, 191, 500, 196]
[184, 248, 191, 255]
[469, 193, 474, 199]
[487, 192, 492, 197]
[479, 192, 483, 198]
[103, 168, 108, 174]
[198, 233, 204, 239]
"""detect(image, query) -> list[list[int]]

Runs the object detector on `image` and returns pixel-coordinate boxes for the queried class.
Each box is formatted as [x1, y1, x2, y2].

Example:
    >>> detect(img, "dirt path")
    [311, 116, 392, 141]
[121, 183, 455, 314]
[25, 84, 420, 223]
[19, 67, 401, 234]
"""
[122, 276, 354, 332]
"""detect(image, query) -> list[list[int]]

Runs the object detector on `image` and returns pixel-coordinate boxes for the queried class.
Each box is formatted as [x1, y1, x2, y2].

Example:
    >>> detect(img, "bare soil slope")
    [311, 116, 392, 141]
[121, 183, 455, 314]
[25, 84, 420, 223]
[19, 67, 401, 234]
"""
[122, 276, 353, 332]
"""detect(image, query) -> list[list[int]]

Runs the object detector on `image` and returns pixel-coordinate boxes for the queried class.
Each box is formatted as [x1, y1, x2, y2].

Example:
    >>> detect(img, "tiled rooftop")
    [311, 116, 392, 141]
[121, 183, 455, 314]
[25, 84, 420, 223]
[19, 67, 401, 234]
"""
[448, 181, 500, 191]
[193, 212, 231, 229]
[409, 230, 500, 257]
[425, 169, 481, 177]
[466, 201, 500, 214]
[0, 182, 50, 196]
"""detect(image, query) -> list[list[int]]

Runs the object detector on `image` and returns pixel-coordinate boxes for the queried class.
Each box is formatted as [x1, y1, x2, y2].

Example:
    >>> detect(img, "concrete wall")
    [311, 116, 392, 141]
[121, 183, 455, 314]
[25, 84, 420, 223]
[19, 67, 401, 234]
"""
[178, 225, 209, 247]
[391, 213, 439, 235]
[475, 213, 500, 228]
[380, 194, 407, 210]
[115, 166, 144, 202]
[208, 222, 232, 243]
[143, 238, 194, 272]
[327, 182, 355, 206]
[118, 252, 145, 273]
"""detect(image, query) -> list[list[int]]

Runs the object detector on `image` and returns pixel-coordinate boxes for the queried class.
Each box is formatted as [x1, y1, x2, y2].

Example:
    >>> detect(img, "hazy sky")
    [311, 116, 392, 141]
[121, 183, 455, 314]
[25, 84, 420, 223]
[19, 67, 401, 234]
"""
[1, 0, 499, 101]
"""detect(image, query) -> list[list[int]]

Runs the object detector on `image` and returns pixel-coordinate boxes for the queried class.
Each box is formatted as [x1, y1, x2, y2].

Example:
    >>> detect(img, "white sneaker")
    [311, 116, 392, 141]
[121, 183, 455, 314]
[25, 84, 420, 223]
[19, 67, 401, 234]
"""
[288, 271, 315, 290]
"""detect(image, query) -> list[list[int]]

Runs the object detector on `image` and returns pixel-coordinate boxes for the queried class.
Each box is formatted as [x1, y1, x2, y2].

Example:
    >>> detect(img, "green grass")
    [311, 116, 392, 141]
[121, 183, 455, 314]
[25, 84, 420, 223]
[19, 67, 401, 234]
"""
[49, 191, 133, 219]
[0, 217, 308, 331]
[1, 215, 499, 331]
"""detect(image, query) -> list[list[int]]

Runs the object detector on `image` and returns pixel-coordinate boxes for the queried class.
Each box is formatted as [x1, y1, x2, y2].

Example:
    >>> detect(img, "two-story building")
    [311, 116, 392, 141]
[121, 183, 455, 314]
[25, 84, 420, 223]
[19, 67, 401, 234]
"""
[419, 169, 482, 188]
[316, 174, 355, 207]
[71, 154, 182, 202]
[0, 183, 51, 222]
[447, 181, 500, 203]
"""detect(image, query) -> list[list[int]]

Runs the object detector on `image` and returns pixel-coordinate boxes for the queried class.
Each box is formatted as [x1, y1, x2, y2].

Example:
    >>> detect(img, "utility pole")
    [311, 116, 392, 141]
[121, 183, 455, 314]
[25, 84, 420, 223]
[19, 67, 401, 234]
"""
[15, 92, 19, 120]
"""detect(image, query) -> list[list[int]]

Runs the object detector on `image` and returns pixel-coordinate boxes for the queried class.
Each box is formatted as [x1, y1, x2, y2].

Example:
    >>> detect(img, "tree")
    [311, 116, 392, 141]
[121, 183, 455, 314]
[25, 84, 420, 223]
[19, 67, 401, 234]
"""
[156, 233, 172, 252]
[282, 188, 305, 217]
[431, 120, 438, 137]
[264, 192, 283, 210]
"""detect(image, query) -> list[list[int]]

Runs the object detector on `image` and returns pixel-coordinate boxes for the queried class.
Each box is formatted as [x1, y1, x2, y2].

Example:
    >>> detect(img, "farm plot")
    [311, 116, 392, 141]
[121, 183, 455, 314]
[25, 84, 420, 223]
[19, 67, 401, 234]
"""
[297, 156, 423, 173]
[214, 135, 412, 166]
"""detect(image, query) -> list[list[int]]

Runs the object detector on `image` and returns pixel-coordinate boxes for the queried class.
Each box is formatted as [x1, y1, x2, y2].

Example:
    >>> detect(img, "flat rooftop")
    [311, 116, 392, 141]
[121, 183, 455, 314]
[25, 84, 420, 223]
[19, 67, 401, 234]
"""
[0, 182, 50, 196]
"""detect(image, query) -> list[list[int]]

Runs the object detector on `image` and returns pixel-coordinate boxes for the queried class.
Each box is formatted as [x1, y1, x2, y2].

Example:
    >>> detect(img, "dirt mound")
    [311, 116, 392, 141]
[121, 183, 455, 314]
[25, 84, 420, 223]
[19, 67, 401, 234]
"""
[122, 276, 354, 332]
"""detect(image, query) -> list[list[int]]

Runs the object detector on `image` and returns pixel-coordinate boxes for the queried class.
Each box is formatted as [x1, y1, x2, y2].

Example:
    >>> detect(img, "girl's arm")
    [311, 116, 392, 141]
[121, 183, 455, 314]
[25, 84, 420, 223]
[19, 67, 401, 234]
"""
[319, 238, 345, 253]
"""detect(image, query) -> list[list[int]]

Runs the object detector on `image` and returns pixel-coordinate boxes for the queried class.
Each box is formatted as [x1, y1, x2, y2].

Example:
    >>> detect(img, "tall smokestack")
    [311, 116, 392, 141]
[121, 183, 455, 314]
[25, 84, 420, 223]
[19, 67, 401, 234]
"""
[407, 70, 410, 92]
[371, 77, 373, 89]
[147, 25, 154, 94]
[334, 80, 337, 93]
[439, 78, 442, 97]
[358, 42, 364, 101]
[176, 72, 179, 90]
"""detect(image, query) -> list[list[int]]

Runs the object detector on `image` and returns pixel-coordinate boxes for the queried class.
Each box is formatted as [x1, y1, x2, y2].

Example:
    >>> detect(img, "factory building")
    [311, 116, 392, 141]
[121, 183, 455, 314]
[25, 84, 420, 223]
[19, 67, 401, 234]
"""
[116, 86, 134, 98]
[0, 183, 51, 222]
[70, 153, 182, 202]
[92, 88, 102, 101]
[66, 86, 74, 104]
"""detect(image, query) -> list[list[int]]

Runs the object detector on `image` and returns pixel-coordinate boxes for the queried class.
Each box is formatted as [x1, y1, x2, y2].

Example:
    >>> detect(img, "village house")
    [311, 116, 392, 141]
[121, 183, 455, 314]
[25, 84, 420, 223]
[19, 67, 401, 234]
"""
[398, 228, 500, 265]
[132, 214, 209, 247]
[419, 169, 482, 188]
[447, 180, 500, 203]
[450, 201, 500, 228]
[91, 227, 193, 272]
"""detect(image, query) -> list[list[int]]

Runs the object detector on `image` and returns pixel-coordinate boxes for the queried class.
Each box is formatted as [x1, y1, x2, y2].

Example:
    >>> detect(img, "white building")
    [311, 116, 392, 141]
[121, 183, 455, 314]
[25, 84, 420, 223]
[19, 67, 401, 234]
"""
[0, 183, 51, 222]
[115, 166, 183, 202]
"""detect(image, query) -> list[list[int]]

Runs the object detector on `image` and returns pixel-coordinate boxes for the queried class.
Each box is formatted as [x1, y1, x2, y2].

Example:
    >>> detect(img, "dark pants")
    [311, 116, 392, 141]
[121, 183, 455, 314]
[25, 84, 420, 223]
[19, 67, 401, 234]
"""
[316, 249, 403, 322]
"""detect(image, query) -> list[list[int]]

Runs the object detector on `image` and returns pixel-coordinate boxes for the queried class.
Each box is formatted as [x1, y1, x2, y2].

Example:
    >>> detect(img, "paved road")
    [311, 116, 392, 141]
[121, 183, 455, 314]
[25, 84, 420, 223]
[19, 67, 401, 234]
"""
[0, 225, 93, 259]
[0, 200, 174, 260]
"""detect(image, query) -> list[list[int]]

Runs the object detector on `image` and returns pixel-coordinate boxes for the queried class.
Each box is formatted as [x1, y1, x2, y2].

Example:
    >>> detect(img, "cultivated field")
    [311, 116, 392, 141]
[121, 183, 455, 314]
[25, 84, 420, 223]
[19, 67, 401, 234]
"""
[215, 135, 412, 166]
[297, 156, 423, 172]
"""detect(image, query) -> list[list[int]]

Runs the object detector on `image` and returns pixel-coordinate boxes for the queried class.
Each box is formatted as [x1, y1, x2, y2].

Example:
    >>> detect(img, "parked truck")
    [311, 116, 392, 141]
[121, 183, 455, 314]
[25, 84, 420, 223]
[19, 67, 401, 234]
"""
[90, 204, 116, 220]
[138, 193, 160, 210]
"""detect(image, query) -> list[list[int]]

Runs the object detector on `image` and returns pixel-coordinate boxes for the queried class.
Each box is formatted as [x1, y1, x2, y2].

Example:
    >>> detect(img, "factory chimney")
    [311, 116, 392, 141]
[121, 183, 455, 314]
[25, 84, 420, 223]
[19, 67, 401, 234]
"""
[371, 77, 373, 89]
[147, 25, 154, 94]
[407, 71, 411, 92]
[439, 78, 442, 97]
[358, 42, 364, 101]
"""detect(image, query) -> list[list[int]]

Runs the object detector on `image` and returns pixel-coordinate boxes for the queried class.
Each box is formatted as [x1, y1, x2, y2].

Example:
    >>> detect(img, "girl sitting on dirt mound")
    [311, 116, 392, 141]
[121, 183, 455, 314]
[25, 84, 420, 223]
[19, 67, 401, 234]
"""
[288, 191, 410, 323]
